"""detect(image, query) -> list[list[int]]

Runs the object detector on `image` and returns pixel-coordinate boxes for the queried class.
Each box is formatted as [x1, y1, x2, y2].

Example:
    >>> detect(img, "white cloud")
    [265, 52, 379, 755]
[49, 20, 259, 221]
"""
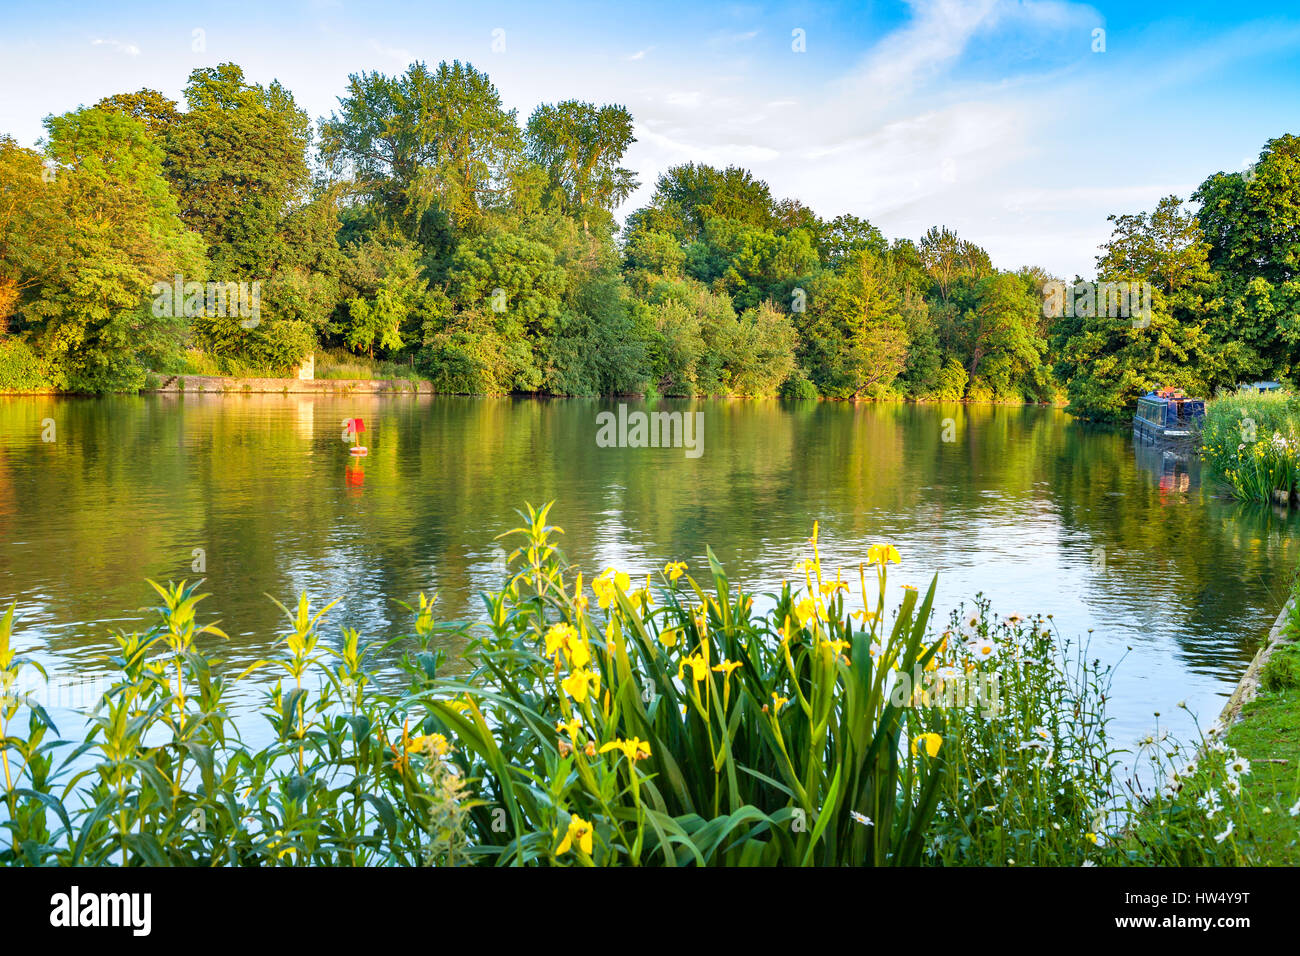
[367, 39, 414, 64]
[91, 38, 141, 57]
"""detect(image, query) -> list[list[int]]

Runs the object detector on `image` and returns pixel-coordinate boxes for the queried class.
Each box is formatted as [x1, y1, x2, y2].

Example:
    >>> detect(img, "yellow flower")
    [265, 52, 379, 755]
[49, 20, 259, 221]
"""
[443, 693, 474, 715]
[562, 668, 600, 703]
[820, 637, 850, 656]
[678, 654, 709, 683]
[556, 717, 583, 740]
[910, 732, 942, 758]
[591, 568, 632, 609]
[712, 659, 742, 678]
[544, 622, 590, 669]
[600, 737, 652, 761]
[664, 561, 687, 582]
[658, 627, 680, 648]
[794, 598, 819, 628]
[771, 691, 790, 712]
[867, 543, 902, 567]
[557, 813, 594, 856]
[406, 732, 451, 757]
[820, 575, 850, 597]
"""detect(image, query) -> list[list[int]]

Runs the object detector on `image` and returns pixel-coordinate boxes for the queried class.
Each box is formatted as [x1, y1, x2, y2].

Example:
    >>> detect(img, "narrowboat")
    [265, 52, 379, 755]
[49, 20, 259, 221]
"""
[1133, 388, 1205, 444]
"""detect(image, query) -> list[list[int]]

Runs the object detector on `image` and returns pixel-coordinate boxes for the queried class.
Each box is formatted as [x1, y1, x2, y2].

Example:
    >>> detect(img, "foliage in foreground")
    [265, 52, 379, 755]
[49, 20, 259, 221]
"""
[0, 504, 1281, 865]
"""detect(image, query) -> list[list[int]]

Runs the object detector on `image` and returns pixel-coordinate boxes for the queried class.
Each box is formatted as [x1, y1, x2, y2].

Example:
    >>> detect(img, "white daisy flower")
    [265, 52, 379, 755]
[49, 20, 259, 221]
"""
[1214, 820, 1234, 844]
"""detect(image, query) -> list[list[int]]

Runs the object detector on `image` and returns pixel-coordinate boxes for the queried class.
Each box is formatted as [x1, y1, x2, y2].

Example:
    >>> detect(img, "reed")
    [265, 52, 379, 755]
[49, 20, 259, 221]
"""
[1202, 389, 1300, 502]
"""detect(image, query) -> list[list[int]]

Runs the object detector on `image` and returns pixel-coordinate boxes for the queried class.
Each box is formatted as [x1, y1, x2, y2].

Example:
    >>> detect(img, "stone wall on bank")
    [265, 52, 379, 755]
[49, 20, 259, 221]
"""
[146, 375, 433, 394]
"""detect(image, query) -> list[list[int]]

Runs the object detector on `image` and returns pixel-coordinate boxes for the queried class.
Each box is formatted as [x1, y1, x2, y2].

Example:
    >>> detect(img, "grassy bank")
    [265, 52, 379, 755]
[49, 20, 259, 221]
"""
[1222, 645, 1300, 864]
[1122, 576, 1300, 865]
[1202, 388, 1300, 502]
[1220, 594, 1300, 864]
[0, 504, 1268, 866]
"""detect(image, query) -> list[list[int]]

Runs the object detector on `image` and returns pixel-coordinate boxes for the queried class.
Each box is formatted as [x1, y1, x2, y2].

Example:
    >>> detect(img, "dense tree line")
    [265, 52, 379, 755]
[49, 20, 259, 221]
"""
[0, 59, 1296, 418]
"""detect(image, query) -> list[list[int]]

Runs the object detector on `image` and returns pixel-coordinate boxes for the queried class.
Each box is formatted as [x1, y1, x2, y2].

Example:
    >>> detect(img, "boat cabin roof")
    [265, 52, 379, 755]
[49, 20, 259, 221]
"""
[1138, 393, 1205, 405]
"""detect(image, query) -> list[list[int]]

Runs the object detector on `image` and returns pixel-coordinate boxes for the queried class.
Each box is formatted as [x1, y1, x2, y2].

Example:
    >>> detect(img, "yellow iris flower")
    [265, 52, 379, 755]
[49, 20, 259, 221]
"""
[555, 717, 583, 740]
[678, 654, 709, 683]
[544, 622, 590, 669]
[592, 568, 632, 609]
[910, 732, 943, 758]
[795, 598, 820, 628]
[867, 544, 902, 567]
[712, 659, 742, 678]
[599, 737, 652, 761]
[562, 668, 601, 703]
[664, 561, 687, 582]
[557, 814, 594, 856]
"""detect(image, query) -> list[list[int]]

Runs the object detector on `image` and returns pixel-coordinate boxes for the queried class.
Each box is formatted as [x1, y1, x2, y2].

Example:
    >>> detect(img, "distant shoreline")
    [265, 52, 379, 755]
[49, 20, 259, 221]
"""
[1, 378, 1070, 405]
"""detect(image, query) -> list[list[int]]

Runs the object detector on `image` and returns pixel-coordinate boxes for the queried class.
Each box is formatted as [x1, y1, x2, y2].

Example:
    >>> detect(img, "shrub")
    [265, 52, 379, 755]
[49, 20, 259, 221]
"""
[779, 369, 818, 401]
[0, 337, 50, 391]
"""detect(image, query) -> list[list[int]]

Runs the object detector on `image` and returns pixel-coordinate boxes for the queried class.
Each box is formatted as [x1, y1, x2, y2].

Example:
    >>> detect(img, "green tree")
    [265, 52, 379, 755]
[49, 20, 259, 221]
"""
[800, 249, 909, 399]
[624, 163, 776, 245]
[1194, 135, 1300, 379]
[344, 243, 424, 358]
[684, 215, 818, 311]
[1052, 197, 1220, 421]
[20, 108, 204, 390]
[94, 89, 181, 140]
[322, 61, 522, 242]
[525, 101, 638, 235]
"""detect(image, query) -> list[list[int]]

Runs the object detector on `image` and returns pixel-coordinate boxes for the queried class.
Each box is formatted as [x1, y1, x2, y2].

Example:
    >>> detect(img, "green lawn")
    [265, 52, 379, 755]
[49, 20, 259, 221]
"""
[1224, 640, 1300, 864]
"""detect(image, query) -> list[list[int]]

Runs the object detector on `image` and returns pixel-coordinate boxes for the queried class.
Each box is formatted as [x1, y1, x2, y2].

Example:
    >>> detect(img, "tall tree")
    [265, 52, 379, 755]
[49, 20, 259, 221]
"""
[94, 89, 181, 140]
[624, 163, 776, 245]
[525, 101, 637, 234]
[20, 108, 204, 390]
[800, 249, 909, 398]
[1194, 135, 1300, 378]
[1052, 196, 1221, 420]
[322, 61, 522, 240]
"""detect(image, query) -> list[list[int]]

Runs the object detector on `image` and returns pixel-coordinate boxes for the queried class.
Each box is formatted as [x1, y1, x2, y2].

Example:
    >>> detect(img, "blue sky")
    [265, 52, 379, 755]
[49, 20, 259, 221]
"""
[2, 0, 1299, 276]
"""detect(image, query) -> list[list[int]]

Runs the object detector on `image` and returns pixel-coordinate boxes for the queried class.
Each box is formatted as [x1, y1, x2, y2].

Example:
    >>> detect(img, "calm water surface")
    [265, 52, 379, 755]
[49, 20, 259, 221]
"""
[1, 394, 1295, 750]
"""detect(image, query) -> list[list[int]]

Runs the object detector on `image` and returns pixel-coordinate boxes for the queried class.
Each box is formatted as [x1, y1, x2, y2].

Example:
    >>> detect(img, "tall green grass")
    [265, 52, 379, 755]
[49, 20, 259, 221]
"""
[1202, 389, 1300, 502]
[314, 348, 423, 383]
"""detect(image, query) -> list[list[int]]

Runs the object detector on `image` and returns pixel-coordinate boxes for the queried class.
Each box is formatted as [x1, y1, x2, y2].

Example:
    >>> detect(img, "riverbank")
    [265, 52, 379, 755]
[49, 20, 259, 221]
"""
[0, 380, 1069, 404]
[1124, 570, 1300, 864]
[142, 373, 432, 394]
[1218, 584, 1300, 863]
